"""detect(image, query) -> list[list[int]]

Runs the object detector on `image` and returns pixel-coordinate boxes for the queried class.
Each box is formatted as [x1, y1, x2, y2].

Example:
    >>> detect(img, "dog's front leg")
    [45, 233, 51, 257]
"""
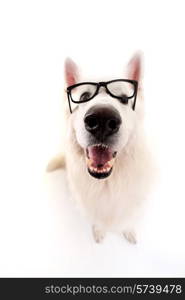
[92, 225, 106, 243]
[122, 229, 137, 244]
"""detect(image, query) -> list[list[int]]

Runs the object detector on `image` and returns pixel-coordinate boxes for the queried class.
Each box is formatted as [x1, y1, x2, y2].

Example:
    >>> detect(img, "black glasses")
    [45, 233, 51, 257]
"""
[66, 79, 138, 113]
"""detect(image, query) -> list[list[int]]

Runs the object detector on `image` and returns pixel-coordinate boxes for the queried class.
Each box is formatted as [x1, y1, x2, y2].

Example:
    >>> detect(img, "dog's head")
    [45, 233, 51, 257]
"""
[64, 53, 144, 179]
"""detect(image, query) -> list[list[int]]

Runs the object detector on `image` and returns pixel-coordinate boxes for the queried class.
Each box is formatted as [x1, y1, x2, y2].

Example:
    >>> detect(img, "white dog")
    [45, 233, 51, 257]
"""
[47, 53, 154, 244]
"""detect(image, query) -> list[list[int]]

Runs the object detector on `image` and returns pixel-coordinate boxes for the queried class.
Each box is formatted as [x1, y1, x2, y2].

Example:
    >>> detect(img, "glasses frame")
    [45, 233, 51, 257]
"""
[66, 79, 138, 113]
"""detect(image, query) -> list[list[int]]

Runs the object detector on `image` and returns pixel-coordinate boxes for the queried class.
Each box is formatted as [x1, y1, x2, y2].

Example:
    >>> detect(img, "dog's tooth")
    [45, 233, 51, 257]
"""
[108, 159, 113, 166]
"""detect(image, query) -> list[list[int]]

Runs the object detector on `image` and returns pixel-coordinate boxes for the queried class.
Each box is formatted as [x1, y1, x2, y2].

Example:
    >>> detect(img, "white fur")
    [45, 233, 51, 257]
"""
[49, 54, 155, 243]
[65, 114, 154, 242]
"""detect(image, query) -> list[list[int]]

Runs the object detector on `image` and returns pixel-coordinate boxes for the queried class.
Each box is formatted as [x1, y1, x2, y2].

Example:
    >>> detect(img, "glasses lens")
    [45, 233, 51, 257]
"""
[107, 81, 135, 98]
[70, 83, 97, 103]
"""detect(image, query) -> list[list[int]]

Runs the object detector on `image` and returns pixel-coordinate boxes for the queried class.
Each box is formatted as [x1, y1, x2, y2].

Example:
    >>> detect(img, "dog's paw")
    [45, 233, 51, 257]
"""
[123, 230, 137, 244]
[92, 225, 105, 243]
[46, 153, 65, 172]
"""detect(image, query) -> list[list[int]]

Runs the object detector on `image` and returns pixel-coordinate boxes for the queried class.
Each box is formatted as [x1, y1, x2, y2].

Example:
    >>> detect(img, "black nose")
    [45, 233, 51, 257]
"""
[84, 105, 121, 137]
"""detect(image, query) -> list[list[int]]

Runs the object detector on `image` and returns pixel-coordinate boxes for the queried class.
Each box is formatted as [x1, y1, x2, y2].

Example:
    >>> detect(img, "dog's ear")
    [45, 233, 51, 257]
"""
[127, 52, 143, 85]
[64, 58, 79, 86]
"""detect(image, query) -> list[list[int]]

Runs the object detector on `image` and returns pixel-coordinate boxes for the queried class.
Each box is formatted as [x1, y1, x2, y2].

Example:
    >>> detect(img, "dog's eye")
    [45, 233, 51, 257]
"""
[80, 92, 91, 102]
[120, 95, 129, 104]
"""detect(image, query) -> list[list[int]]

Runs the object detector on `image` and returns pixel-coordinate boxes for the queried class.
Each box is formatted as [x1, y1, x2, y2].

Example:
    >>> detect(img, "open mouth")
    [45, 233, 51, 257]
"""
[85, 144, 117, 179]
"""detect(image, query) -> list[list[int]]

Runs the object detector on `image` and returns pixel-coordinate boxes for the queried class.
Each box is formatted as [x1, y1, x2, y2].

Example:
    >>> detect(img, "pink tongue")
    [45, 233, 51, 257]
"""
[88, 145, 112, 167]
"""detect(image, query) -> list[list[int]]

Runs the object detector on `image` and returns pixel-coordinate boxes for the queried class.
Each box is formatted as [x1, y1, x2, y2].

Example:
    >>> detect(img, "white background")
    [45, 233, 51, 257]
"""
[0, 0, 185, 277]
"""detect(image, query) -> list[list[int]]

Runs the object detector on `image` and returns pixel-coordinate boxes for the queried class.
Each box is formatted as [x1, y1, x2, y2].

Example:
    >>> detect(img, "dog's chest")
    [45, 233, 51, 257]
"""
[65, 137, 153, 229]
[66, 159, 140, 228]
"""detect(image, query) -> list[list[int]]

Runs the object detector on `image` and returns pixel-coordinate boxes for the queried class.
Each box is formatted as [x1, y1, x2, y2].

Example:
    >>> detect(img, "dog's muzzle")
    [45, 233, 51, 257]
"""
[84, 105, 121, 139]
[84, 105, 120, 179]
